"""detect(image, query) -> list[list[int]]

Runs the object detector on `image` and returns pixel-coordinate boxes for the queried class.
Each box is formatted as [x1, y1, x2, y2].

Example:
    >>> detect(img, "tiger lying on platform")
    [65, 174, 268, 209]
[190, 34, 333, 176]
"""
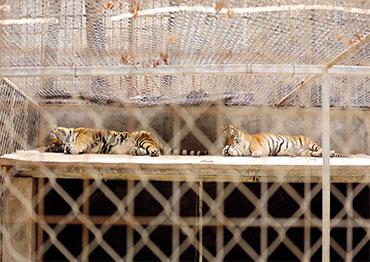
[47, 127, 207, 156]
[223, 125, 342, 157]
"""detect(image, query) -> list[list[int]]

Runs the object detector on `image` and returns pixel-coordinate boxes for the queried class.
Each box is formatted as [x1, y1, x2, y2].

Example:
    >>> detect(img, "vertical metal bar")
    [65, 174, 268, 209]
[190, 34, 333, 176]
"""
[321, 74, 331, 262]
[260, 109, 269, 261]
[30, 177, 37, 262]
[216, 182, 224, 261]
[127, 0, 138, 98]
[345, 184, 353, 262]
[41, 0, 61, 104]
[198, 182, 203, 262]
[216, 101, 224, 260]
[81, 179, 90, 261]
[303, 182, 311, 262]
[171, 107, 180, 261]
[85, 0, 110, 103]
[260, 182, 268, 261]
[171, 181, 180, 261]
[36, 178, 45, 261]
[126, 180, 134, 261]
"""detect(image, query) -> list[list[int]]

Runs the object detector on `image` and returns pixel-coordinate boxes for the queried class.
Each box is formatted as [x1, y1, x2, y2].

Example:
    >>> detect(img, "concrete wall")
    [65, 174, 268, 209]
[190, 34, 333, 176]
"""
[39, 104, 370, 155]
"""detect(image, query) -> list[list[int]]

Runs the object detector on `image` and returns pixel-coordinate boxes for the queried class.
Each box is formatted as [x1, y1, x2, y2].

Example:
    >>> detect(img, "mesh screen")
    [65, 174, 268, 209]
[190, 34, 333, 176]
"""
[0, 78, 39, 155]
[1, 0, 370, 107]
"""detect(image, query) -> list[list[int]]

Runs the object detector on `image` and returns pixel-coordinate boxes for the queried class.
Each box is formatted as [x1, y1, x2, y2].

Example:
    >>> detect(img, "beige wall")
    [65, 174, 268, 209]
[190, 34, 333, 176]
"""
[40, 104, 370, 155]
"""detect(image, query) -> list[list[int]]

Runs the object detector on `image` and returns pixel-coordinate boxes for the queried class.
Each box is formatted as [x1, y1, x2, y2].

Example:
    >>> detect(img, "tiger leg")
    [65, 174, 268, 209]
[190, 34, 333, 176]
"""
[65, 134, 95, 154]
[249, 141, 265, 157]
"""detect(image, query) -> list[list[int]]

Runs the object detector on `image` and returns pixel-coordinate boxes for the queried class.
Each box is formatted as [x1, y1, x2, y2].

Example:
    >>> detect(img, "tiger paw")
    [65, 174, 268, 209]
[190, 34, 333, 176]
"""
[148, 148, 160, 157]
[64, 144, 81, 154]
[222, 145, 230, 156]
[130, 147, 147, 156]
[223, 145, 239, 156]
[251, 151, 263, 157]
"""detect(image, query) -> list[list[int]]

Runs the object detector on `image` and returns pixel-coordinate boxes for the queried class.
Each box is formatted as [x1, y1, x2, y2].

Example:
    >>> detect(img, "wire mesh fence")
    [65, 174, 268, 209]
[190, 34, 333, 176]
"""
[2, 162, 370, 260]
[1, 0, 370, 261]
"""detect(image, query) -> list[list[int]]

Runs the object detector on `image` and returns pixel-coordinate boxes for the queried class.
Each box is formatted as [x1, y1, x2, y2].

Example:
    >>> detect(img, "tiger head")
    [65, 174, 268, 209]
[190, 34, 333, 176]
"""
[47, 127, 73, 152]
[223, 125, 242, 145]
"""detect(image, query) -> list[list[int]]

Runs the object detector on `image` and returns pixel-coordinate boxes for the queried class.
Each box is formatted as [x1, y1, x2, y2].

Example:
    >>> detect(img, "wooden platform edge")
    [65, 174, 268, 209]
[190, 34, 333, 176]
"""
[1, 151, 370, 183]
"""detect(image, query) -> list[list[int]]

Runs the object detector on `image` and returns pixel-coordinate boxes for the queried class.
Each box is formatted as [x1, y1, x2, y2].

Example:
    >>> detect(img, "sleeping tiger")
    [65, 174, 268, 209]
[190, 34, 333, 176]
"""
[47, 126, 207, 156]
[223, 125, 342, 157]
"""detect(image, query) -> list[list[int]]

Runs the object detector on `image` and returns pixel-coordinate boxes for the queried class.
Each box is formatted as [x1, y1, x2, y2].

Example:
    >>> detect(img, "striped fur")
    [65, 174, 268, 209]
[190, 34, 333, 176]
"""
[223, 125, 342, 157]
[47, 127, 207, 156]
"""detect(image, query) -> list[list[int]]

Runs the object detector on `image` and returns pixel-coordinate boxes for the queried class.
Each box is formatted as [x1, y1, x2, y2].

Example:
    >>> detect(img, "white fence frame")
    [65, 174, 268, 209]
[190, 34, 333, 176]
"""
[1, 65, 370, 77]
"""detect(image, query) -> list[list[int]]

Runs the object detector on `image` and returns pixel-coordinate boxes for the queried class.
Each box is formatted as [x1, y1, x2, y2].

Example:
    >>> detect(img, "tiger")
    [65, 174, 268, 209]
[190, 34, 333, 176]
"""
[222, 125, 342, 157]
[47, 126, 207, 156]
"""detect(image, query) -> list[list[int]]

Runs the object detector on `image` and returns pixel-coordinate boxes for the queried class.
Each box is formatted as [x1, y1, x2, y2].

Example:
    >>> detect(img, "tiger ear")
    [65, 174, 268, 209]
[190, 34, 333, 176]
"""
[223, 125, 239, 133]
[52, 126, 68, 132]
[48, 126, 60, 136]
[120, 132, 128, 140]
[55, 126, 72, 136]
[231, 125, 240, 131]
[223, 125, 233, 131]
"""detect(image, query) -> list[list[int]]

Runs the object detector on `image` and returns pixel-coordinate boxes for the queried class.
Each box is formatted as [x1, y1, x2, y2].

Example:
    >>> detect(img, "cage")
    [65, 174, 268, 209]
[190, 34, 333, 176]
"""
[1, 0, 370, 261]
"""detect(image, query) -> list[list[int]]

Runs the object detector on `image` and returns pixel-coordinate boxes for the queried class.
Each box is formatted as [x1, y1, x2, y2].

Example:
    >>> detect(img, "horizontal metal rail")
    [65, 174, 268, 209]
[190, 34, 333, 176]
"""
[110, 4, 370, 21]
[1, 65, 370, 77]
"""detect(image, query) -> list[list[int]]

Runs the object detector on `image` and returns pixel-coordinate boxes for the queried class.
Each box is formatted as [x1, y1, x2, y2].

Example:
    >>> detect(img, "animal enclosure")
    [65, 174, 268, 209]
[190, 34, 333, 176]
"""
[1, 0, 370, 261]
